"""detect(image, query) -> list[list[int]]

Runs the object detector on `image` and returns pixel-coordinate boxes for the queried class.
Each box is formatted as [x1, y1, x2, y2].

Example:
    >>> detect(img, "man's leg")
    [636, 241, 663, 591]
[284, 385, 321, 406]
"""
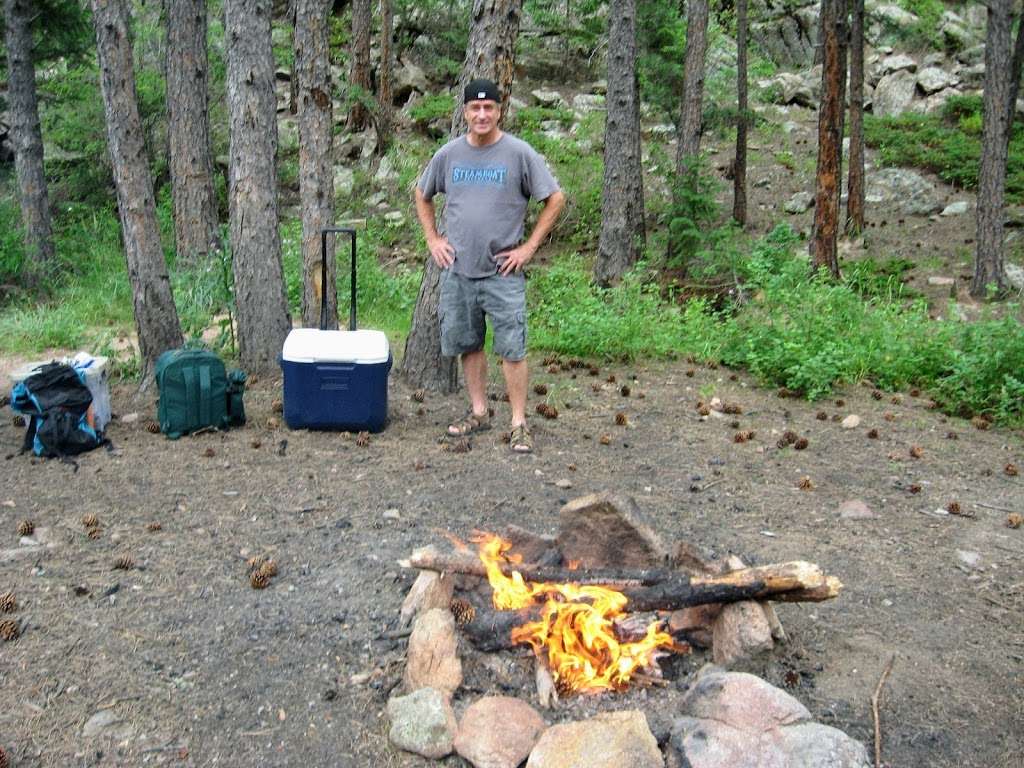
[462, 349, 489, 419]
[502, 358, 528, 427]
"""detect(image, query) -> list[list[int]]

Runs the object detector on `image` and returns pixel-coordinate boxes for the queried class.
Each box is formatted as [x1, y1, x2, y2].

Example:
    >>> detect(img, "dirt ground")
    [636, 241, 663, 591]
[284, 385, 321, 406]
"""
[1, 351, 1022, 767]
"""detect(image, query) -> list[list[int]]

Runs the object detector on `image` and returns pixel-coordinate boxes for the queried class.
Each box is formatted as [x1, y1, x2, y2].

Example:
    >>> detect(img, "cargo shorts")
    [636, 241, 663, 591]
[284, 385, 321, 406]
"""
[439, 270, 527, 361]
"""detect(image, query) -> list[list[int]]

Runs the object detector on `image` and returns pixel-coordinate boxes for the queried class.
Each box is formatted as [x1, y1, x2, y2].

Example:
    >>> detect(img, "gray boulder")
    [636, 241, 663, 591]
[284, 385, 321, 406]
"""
[872, 70, 917, 117]
[916, 67, 959, 95]
[865, 168, 942, 215]
[388, 687, 457, 760]
[784, 192, 814, 215]
[749, 0, 818, 68]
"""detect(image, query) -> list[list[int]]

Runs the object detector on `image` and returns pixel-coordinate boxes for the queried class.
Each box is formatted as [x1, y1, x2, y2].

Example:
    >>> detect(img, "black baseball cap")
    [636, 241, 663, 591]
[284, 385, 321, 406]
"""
[464, 78, 501, 104]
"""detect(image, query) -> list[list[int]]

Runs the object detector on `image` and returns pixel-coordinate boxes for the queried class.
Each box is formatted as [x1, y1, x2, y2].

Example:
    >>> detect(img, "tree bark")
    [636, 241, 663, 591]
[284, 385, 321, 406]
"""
[666, 0, 709, 266]
[1005, 5, 1024, 153]
[402, 0, 523, 392]
[732, 0, 748, 226]
[974, 0, 1013, 298]
[91, 0, 183, 381]
[809, 0, 846, 279]
[295, 0, 337, 329]
[163, 0, 220, 267]
[845, 0, 865, 235]
[225, 0, 293, 371]
[346, 0, 372, 131]
[375, 0, 394, 153]
[4, 0, 55, 277]
[594, 0, 645, 285]
[677, 0, 709, 164]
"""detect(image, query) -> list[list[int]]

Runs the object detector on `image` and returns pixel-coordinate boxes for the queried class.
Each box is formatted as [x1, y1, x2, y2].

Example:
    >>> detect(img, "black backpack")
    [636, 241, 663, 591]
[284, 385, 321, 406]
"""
[10, 362, 107, 462]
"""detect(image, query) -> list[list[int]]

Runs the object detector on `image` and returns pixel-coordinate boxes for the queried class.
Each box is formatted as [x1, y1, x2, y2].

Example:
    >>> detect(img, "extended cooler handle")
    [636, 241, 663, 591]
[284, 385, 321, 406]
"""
[320, 227, 357, 332]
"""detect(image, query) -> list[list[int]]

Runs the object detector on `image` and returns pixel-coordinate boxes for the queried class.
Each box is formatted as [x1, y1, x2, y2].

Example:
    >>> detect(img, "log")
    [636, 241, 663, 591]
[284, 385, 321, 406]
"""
[459, 603, 545, 652]
[400, 545, 671, 588]
[402, 547, 843, 611]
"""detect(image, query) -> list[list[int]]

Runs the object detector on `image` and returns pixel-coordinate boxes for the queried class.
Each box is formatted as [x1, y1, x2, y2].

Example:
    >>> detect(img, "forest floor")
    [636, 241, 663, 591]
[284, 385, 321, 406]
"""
[2, 105, 1023, 768]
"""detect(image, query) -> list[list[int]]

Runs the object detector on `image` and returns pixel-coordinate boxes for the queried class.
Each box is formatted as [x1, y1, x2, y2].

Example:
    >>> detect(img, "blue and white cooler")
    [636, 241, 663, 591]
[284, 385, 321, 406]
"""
[280, 228, 392, 432]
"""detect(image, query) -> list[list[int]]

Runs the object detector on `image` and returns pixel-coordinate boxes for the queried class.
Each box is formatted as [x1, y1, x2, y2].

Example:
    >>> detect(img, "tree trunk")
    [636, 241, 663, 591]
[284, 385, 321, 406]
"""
[666, 0, 708, 265]
[845, 0, 865, 235]
[449, 0, 523, 135]
[402, 0, 523, 392]
[973, 0, 1013, 297]
[375, 0, 394, 153]
[594, 0, 645, 285]
[163, 0, 220, 267]
[677, 0, 709, 163]
[732, 0, 748, 226]
[346, 0, 371, 131]
[295, 0, 337, 329]
[91, 0, 183, 381]
[809, 0, 845, 279]
[1004, 5, 1024, 152]
[4, 0, 55, 278]
[225, 0, 293, 371]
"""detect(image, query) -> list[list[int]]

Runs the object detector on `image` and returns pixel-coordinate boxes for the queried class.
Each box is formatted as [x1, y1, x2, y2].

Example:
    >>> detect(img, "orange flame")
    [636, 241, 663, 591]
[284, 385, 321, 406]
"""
[473, 533, 674, 695]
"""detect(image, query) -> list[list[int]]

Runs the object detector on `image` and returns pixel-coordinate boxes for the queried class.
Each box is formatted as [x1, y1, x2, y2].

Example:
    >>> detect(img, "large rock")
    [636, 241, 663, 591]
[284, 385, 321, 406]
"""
[454, 696, 546, 768]
[750, 0, 817, 67]
[940, 11, 975, 50]
[872, 70, 918, 117]
[403, 608, 462, 695]
[867, 3, 918, 30]
[865, 168, 941, 215]
[526, 710, 663, 768]
[387, 687, 457, 759]
[922, 87, 962, 115]
[669, 667, 872, 767]
[393, 57, 430, 103]
[712, 601, 774, 664]
[784, 191, 814, 214]
[916, 67, 959, 95]
[572, 93, 605, 113]
[531, 89, 567, 109]
[761, 72, 815, 108]
[876, 53, 917, 78]
[333, 166, 355, 198]
[557, 493, 670, 569]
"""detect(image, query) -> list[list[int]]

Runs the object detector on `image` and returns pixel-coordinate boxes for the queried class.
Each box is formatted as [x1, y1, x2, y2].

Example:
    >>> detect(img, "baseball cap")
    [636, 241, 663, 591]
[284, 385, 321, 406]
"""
[464, 78, 501, 104]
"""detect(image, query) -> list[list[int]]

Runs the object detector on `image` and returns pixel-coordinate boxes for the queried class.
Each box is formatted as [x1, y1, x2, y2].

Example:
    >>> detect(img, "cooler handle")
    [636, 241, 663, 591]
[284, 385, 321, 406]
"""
[320, 227, 358, 332]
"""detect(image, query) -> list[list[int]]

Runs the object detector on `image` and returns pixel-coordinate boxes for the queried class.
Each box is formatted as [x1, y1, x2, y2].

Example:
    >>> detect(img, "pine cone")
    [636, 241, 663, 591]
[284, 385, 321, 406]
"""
[615, 412, 628, 426]
[794, 437, 809, 450]
[250, 570, 270, 589]
[733, 432, 747, 444]
[146, 522, 162, 532]
[82, 514, 99, 529]
[533, 384, 548, 396]
[816, 411, 828, 421]
[113, 554, 134, 571]
[599, 434, 611, 445]
[258, 560, 278, 578]
[909, 445, 924, 459]
[12, 414, 26, 428]
[411, 389, 426, 403]
[247, 555, 267, 571]
[1007, 513, 1023, 529]
[619, 385, 631, 397]
[450, 597, 475, 625]
[271, 398, 284, 413]
[87, 527, 103, 540]
[0, 592, 15, 613]
[0, 744, 8, 768]
[145, 421, 161, 434]
[798, 476, 813, 490]
[17, 519, 34, 537]
[0, 619, 19, 641]
[355, 431, 371, 447]
[1005, 463, 1019, 477]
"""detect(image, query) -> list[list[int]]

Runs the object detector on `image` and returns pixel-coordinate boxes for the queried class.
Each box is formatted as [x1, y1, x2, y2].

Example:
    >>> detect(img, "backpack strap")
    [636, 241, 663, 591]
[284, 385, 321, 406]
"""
[182, 366, 198, 430]
[198, 364, 211, 427]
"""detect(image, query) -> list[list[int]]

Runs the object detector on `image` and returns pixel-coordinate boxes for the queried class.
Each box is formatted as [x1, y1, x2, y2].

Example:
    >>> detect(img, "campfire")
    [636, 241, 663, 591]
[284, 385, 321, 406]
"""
[473, 532, 677, 695]
[398, 493, 843, 705]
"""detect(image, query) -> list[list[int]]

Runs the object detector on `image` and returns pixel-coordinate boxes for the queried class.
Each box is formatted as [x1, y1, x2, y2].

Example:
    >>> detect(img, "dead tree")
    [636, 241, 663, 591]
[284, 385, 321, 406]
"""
[402, 0, 523, 393]
[973, 0, 1013, 298]
[91, 0, 183, 381]
[4, 0, 55, 277]
[809, 0, 847, 279]
[594, 0, 645, 285]
[295, 0, 337, 329]
[733, 0, 749, 226]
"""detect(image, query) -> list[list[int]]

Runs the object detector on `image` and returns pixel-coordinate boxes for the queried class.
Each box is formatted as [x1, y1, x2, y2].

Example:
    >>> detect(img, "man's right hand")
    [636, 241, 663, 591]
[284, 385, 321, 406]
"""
[428, 234, 455, 269]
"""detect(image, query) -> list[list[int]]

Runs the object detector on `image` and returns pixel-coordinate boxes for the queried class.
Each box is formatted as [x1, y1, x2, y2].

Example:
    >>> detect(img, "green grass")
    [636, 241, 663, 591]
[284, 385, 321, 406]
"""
[865, 95, 1024, 202]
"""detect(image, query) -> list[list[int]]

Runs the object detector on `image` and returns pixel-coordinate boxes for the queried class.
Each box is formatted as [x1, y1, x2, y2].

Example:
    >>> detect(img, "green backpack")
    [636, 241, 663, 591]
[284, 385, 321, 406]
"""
[155, 348, 246, 439]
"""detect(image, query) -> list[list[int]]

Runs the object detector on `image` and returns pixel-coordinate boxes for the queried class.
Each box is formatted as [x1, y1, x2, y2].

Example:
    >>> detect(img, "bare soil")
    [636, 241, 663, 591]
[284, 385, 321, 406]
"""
[1, 354, 1022, 767]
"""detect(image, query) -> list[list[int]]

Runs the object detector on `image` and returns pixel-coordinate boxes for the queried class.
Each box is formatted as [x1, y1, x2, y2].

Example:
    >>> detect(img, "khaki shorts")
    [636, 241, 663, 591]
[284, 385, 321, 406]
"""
[439, 270, 527, 361]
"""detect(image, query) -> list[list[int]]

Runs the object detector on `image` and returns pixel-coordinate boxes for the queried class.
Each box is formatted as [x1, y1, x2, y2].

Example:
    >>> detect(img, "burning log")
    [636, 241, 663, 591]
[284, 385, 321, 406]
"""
[401, 548, 842, 612]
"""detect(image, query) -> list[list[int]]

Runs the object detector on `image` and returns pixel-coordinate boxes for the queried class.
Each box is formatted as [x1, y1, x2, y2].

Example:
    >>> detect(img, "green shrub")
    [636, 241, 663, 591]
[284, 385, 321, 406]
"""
[408, 93, 456, 125]
[0, 194, 26, 285]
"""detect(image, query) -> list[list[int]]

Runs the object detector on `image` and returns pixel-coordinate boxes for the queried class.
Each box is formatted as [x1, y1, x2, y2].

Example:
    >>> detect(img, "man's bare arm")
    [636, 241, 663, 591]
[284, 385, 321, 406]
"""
[497, 190, 566, 275]
[415, 187, 455, 268]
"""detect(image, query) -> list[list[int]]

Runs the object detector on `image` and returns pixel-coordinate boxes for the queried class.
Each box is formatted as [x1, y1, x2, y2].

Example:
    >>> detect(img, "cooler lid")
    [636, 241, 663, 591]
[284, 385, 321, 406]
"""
[282, 328, 390, 365]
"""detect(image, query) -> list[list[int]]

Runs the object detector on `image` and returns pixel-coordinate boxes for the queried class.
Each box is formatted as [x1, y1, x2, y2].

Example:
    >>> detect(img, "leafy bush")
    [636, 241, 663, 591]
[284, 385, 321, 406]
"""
[408, 93, 455, 125]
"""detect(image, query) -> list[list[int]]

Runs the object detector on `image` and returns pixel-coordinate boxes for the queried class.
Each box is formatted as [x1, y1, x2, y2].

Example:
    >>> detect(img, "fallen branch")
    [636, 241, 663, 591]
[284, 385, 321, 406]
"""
[872, 654, 896, 768]
[972, 501, 1022, 515]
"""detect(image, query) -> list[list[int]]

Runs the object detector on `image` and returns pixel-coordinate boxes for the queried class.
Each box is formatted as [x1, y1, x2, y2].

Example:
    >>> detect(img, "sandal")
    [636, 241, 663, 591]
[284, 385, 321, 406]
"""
[509, 424, 533, 454]
[448, 410, 491, 436]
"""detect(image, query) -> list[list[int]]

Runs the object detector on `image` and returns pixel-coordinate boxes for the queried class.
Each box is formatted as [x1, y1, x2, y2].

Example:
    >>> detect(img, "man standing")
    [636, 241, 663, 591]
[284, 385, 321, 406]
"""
[415, 78, 565, 453]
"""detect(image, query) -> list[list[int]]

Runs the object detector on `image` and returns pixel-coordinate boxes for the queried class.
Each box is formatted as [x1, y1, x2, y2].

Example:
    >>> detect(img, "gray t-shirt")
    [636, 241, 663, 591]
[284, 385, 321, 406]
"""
[417, 133, 561, 278]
